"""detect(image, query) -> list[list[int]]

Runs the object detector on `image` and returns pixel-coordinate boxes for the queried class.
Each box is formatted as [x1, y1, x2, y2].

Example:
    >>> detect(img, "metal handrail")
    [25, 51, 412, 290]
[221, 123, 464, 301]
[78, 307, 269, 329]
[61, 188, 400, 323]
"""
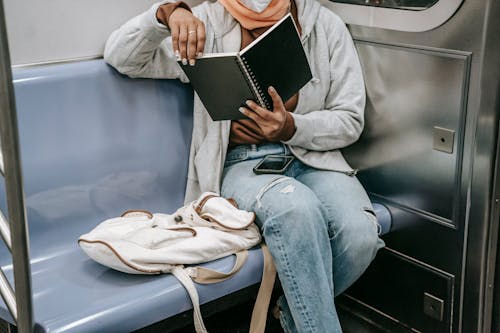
[0, 270, 16, 321]
[0, 210, 12, 250]
[0, 0, 34, 332]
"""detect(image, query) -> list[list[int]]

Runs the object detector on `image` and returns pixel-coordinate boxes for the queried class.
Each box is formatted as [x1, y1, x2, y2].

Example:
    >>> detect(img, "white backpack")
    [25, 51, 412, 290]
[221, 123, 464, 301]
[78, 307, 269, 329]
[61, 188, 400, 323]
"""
[79, 192, 276, 333]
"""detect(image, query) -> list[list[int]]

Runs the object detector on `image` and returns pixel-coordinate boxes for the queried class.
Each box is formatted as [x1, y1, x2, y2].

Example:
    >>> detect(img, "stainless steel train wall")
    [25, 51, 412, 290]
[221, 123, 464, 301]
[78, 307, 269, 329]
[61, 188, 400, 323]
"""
[321, 1, 500, 332]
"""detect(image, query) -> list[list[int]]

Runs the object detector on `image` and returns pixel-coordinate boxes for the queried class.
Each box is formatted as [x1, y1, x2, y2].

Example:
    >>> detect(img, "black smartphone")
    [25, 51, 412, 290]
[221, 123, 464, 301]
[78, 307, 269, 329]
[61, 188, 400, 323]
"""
[253, 155, 295, 175]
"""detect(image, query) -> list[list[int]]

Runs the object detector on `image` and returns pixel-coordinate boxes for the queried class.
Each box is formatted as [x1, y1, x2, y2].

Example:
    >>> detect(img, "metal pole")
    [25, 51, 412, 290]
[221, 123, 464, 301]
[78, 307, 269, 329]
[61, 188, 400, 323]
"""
[0, 270, 16, 321]
[0, 0, 34, 332]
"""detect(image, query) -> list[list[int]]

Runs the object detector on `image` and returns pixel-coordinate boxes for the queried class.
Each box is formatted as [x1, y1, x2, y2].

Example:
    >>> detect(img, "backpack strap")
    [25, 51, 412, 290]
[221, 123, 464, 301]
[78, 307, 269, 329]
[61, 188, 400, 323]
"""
[249, 244, 277, 333]
[171, 266, 209, 333]
[173, 245, 277, 333]
[172, 251, 249, 333]
[187, 251, 248, 284]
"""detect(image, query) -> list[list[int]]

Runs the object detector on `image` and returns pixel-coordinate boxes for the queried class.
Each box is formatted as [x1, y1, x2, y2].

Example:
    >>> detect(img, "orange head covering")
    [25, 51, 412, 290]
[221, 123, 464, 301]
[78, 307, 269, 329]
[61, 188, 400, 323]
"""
[218, 0, 291, 30]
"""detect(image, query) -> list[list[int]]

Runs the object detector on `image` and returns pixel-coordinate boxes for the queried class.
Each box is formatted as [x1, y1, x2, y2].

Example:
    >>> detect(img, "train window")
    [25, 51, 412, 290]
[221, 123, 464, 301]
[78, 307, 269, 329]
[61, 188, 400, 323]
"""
[332, 0, 438, 10]
[320, 0, 463, 32]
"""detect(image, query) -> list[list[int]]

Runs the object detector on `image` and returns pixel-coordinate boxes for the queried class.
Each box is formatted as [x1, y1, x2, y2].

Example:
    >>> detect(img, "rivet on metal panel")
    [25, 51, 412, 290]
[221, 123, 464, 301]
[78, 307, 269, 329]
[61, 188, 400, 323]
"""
[433, 126, 455, 154]
[423, 292, 444, 321]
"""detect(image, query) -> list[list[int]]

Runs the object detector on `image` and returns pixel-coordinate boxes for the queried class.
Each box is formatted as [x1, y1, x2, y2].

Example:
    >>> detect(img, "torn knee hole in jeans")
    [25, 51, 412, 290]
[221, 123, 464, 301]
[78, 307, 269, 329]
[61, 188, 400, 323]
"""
[363, 207, 381, 235]
[255, 176, 294, 208]
[280, 184, 295, 194]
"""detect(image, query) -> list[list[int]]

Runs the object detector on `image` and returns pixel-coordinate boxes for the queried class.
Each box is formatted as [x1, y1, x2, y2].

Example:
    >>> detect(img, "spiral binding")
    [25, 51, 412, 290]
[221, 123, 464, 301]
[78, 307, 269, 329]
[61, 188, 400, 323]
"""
[236, 55, 271, 110]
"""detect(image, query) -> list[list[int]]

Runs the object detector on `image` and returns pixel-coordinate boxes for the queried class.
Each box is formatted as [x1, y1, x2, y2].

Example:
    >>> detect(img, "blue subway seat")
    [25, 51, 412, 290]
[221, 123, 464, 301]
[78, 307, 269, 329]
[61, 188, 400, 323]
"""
[373, 203, 392, 235]
[0, 60, 391, 332]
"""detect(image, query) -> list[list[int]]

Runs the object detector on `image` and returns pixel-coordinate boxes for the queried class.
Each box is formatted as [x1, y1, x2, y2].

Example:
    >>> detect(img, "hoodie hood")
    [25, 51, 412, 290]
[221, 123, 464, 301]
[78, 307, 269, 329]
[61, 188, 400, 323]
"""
[205, 0, 322, 40]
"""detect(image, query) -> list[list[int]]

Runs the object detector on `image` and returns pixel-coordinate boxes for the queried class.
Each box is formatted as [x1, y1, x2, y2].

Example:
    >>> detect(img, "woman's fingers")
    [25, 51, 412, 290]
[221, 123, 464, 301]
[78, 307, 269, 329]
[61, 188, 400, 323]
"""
[244, 100, 271, 120]
[168, 8, 205, 65]
[239, 88, 288, 141]
[236, 119, 263, 135]
[238, 106, 256, 120]
[231, 120, 264, 140]
[268, 86, 285, 113]
[170, 24, 180, 58]
[243, 87, 285, 121]
[239, 106, 264, 125]
[178, 24, 188, 65]
[187, 23, 198, 65]
[196, 22, 206, 57]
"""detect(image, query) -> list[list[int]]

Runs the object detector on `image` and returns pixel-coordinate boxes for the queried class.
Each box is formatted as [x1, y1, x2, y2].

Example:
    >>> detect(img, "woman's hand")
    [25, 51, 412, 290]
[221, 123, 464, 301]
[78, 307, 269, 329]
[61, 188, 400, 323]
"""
[158, 6, 205, 66]
[239, 87, 296, 142]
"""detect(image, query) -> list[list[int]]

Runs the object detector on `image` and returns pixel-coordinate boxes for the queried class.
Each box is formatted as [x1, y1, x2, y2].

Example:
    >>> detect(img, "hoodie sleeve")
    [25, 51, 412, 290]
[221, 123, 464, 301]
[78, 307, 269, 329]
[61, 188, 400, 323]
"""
[282, 12, 366, 151]
[104, 1, 203, 81]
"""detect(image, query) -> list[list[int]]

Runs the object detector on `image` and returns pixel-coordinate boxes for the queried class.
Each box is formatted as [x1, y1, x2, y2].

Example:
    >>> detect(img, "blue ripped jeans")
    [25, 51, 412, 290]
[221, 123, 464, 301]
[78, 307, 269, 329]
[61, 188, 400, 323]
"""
[221, 143, 385, 333]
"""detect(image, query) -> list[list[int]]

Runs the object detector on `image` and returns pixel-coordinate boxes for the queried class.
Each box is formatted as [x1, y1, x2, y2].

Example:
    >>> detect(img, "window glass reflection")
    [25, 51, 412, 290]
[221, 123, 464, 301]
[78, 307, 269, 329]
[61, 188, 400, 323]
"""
[331, 0, 439, 10]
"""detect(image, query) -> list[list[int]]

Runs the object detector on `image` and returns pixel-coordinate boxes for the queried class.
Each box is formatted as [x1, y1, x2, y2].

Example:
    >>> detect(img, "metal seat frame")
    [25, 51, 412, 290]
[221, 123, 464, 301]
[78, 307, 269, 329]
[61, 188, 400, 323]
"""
[0, 1, 34, 332]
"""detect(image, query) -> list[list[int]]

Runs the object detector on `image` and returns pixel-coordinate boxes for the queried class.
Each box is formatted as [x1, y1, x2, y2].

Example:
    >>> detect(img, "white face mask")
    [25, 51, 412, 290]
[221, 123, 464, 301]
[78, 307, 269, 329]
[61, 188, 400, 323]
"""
[239, 0, 274, 13]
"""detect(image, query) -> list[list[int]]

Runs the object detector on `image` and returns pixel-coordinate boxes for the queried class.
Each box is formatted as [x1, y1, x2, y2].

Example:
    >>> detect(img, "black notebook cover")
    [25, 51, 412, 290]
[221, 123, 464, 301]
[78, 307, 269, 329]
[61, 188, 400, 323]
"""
[180, 55, 253, 121]
[240, 14, 312, 110]
[179, 14, 312, 121]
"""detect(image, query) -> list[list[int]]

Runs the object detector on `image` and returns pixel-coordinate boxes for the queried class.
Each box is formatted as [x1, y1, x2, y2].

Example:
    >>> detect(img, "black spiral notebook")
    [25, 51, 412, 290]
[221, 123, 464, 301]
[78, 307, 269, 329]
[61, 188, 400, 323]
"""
[178, 13, 312, 121]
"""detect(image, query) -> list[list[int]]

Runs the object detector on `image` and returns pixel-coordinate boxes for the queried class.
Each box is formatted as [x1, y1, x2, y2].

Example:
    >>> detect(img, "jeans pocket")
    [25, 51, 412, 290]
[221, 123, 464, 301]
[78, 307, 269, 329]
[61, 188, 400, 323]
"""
[224, 147, 249, 167]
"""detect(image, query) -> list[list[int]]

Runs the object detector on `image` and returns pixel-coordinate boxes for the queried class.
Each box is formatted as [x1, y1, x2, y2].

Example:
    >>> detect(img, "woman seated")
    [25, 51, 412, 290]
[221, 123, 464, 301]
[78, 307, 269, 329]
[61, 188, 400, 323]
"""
[104, 0, 385, 331]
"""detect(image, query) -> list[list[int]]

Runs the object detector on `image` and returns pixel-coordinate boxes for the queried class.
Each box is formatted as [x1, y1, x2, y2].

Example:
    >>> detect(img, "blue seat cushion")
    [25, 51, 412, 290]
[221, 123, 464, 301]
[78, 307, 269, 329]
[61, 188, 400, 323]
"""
[0, 60, 391, 332]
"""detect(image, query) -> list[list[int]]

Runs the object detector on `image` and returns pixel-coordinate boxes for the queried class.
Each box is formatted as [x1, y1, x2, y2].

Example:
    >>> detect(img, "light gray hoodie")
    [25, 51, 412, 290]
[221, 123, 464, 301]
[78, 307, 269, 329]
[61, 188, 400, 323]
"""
[104, 0, 365, 203]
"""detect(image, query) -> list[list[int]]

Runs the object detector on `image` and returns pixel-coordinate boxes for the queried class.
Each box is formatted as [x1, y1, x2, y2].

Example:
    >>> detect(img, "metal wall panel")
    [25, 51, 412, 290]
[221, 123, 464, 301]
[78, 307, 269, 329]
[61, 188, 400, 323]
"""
[348, 249, 454, 332]
[331, 0, 500, 331]
[345, 42, 470, 225]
